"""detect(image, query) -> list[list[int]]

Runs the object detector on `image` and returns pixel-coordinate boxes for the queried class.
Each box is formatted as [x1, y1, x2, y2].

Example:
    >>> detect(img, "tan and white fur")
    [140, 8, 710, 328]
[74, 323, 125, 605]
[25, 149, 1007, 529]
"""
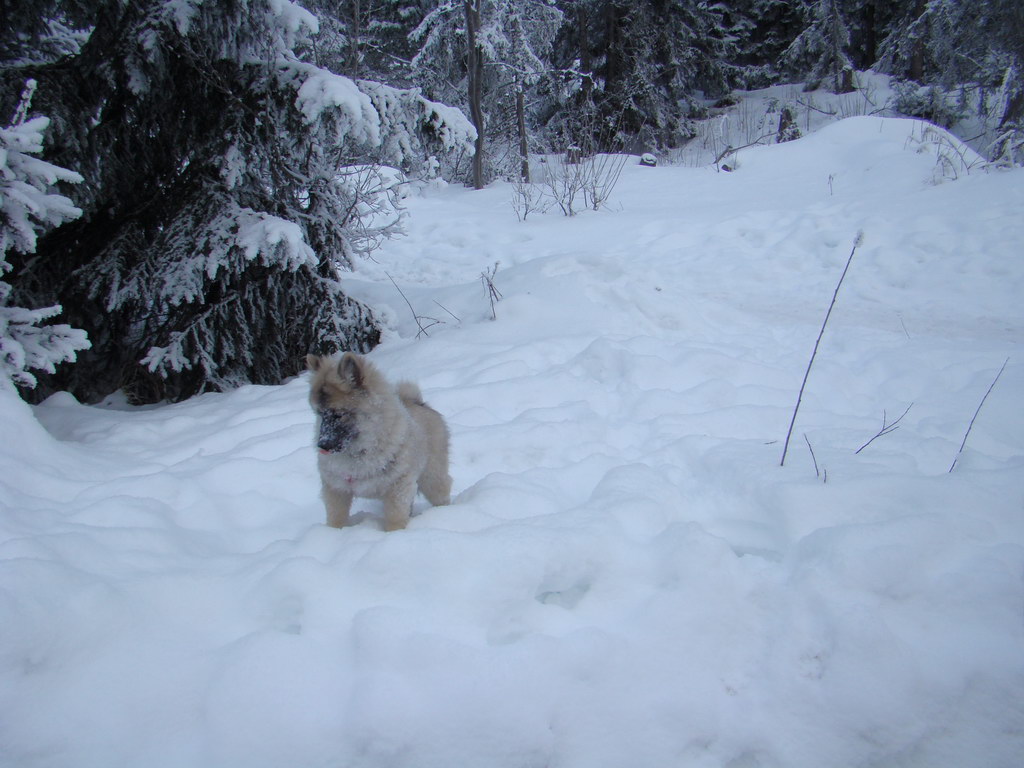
[307, 352, 451, 531]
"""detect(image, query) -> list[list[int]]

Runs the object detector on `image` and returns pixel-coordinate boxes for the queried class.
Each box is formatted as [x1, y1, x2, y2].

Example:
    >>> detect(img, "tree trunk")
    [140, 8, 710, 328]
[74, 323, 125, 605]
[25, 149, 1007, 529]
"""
[577, 3, 592, 103]
[464, 0, 485, 190]
[516, 84, 529, 183]
[829, 0, 844, 93]
[860, 0, 877, 68]
[349, 0, 361, 75]
[603, 3, 622, 99]
[909, 0, 926, 81]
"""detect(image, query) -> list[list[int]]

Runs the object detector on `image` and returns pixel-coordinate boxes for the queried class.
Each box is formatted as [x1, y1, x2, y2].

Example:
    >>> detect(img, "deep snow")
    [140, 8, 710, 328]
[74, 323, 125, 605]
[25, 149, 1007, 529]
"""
[2, 115, 1023, 767]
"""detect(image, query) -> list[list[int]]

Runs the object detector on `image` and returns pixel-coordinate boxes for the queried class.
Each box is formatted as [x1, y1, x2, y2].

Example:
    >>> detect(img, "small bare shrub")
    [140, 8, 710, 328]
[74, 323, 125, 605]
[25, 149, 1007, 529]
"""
[480, 261, 502, 320]
[510, 179, 551, 221]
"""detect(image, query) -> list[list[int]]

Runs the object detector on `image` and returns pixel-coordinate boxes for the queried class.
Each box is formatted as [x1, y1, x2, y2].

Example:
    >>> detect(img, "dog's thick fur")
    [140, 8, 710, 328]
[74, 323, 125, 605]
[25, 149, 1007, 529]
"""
[307, 352, 451, 530]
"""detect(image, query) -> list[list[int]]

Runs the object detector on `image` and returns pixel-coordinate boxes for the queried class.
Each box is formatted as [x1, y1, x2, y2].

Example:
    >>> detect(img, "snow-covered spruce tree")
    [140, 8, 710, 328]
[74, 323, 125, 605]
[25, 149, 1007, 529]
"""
[2, 0, 473, 403]
[922, 0, 1023, 128]
[0, 80, 89, 391]
[410, 0, 561, 187]
[0, 0, 93, 68]
[873, 0, 929, 82]
[478, 0, 562, 182]
[303, 0, 416, 82]
[724, 0, 806, 88]
[873, 0, 1021, 93]
[781, 0, 855, 93]
[548, 0, 733, 153]
[871, 0, 1022, 162]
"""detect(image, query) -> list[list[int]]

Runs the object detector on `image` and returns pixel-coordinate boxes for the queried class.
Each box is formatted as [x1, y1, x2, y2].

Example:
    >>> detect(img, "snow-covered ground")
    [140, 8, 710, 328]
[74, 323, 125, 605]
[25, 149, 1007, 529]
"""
[2, 115, 1023, 767]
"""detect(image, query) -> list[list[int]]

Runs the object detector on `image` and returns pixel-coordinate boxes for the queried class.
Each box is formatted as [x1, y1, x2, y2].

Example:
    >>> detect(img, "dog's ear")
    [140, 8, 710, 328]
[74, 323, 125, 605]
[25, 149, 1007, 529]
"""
[305, 354, 322, 372]
[339, 353, 364, 389]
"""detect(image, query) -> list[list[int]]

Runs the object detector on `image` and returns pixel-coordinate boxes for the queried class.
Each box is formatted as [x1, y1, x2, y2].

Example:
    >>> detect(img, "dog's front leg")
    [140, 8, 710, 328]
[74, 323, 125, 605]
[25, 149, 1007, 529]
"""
[382, 480, 416, 531]
[322, 483, 353, 528]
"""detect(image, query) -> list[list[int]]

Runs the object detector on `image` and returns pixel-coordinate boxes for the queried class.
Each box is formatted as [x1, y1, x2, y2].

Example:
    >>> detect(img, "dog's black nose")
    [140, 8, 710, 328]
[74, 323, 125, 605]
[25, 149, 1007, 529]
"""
[318, 409, 357, 452]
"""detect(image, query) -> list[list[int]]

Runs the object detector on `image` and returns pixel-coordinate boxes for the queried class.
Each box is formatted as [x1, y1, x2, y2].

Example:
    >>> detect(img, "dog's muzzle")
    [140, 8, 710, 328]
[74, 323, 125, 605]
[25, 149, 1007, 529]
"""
[317, 409, 358, 453]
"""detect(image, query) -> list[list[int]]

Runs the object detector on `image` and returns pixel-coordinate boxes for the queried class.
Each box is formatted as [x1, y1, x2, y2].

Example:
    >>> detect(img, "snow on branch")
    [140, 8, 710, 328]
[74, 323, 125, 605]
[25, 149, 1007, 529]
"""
[292, 64, 381, 145]
[421, 98, 478, 152]
[356, 80, 476, 165]
[118, 202, 320, 311]
[236, 209, 318, 270]
[266, 0, 320, 49]
[0, 116, 84, 259]
[286, 63, 475, 170]
[1, 84, 89, 389]
[0, 298, 89, 389]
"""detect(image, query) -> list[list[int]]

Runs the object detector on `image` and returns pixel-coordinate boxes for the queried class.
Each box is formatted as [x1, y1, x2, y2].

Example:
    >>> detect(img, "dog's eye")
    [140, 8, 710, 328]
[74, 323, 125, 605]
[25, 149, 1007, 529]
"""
[321, 407, 355, 421]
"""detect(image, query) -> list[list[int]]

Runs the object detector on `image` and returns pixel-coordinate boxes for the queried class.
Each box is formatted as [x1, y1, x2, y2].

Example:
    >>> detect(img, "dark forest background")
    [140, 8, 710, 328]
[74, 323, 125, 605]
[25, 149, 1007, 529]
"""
[1, 0, 1021, 403]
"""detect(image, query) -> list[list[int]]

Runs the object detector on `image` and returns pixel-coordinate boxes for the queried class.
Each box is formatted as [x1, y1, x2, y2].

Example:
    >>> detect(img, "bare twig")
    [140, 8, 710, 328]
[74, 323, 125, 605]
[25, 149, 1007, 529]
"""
[714, 145, 734, 166]
[803, 434, 821, 479]
[714, 132, 778, 170]
[855, 403, 913, 454]
[949, 357, 1010, 472]
[781, 231, 864, 467]
[510, 178, 550, 221]
[897, 312, 910, 339]
[433, 300, 461, 324]
[585, 153, 628, 210]
[480, 261, 502, 320]
[385, 271, 441, 338]
[796, 97, 837, 116]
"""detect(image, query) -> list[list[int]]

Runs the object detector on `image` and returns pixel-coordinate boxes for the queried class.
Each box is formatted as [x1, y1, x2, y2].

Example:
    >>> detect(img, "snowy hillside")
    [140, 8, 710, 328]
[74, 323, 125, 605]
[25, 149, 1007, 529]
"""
[2, 116, 1023, 767]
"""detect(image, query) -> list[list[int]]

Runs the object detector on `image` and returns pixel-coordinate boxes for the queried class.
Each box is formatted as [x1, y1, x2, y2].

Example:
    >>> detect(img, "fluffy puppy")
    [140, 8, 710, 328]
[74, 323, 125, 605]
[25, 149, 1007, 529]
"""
[307, 353, 451, 530]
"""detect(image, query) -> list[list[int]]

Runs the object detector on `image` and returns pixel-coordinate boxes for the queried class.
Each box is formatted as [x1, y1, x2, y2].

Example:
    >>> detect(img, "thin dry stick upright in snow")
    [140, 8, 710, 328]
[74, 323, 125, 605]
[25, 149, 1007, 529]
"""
[780, 231, 864, 467]
[803, 433, 822, 480]
[481, 262, 502, 320]
[949, 357, 1010, 472]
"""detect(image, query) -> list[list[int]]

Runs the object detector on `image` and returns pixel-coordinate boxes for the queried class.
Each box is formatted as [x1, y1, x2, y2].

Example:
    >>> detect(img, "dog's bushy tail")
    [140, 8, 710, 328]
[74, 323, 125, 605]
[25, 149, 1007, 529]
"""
[397, 381, 425, 406]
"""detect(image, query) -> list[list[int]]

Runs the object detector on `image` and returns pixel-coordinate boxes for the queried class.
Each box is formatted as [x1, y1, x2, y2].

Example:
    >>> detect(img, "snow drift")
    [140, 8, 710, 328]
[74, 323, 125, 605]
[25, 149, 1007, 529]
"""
[2, 116, 1023, 767]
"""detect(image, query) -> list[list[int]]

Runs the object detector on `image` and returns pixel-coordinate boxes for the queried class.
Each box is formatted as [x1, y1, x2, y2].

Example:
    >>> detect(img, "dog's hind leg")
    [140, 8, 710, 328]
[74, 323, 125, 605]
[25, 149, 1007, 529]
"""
[323, 484, 353, 528]
[382, 479, 417, 531]
[419, 432, 452, 506]
[418, 466, 452, 507]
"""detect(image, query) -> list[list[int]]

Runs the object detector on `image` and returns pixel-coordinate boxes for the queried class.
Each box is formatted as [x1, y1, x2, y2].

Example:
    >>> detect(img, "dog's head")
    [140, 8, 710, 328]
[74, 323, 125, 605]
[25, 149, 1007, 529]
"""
[306, 353, 370, 454]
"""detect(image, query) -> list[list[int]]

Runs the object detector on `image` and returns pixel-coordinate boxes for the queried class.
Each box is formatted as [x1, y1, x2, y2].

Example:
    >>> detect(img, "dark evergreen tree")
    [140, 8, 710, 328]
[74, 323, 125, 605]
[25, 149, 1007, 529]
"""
[874, 1, 944, 84]
[305, 0, 416, 81]
[4, 0, 1020, 406]
[720, 0, 805, 89]
[924, 0, 1023, 125]
[781, 0, 855, 92]
[0, 0, 93, 68]
[1, 0, 472, 403]
[870, 0, 1021, 159]
[549, 0, 733, 152]
[845, 0, 893, 73]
